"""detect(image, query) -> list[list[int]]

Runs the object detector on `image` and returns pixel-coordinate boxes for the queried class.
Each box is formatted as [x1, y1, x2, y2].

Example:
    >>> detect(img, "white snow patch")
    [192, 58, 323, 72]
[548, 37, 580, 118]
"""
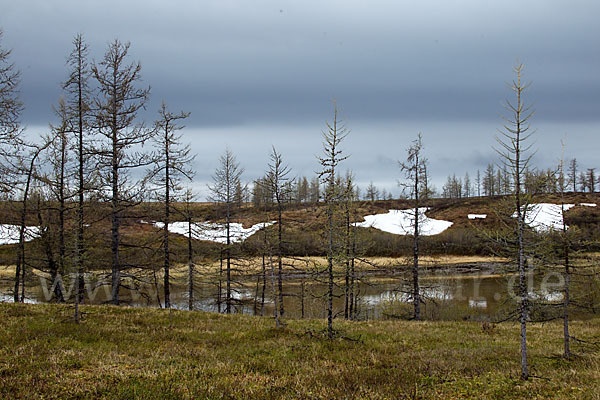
[468, 214, 487, 220]
[514, 203, 575, 232]
[0, 293, 38, 304]
[579, 203, 597, 207]
[357, 208, 453, 236]
[0, 225, 41, 245]
[151, 221, 275, 244]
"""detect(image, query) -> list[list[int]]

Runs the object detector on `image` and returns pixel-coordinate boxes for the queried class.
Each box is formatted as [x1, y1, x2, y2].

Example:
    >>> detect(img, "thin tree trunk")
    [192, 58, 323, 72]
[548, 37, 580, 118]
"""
[110, 110, 121, 305]
[73, 34, 87, 323]
[260, 252, 266, 316]
[253, 275, 260, 315]
[350, 251, 356, 321]
[413, 156, 421, 321]
[344, 208, 350, 319]
[153, 269, 162, 308]
[277, 204, 284, 318]
[163, 126, 171, 309]
[15, 154, 38, 303]
[563, 243, 571, 357]
[217, 251, 223, 313]
[514, 75, 528, 381]
[562, 202, 571, 357]
[300, 278, 305, 319]
[226, 201, 231, 314]
[36, 197, 63, 302]
[58, 130, 66, 303]
[269, 253, 280, 328]
[188, 215, 194, 311]
[327, 198, 334, 338]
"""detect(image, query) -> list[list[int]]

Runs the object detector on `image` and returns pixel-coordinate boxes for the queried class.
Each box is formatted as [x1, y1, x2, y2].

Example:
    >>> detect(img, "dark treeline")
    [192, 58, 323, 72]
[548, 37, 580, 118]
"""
[441, 161, 600, 200]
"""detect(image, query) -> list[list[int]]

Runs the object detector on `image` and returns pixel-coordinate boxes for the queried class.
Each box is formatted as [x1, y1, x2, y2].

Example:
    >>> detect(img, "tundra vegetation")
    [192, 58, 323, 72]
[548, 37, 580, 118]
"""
[0, 31, 599, 398]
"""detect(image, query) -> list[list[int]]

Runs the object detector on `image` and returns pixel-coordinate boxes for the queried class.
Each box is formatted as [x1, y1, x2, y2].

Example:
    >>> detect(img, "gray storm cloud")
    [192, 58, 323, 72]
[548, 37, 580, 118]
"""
[2, 0, 599, 195]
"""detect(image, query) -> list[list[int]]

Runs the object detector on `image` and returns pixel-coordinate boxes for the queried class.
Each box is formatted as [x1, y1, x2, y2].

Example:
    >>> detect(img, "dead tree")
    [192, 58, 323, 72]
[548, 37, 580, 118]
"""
[495, 61, 536, 380]
[36, 98, 74, 303]
[92, 39, 152, 305]
[63, 34, 92, 321]
[209, 149, 243, 314]
[264, 146, 291, 319]
[13, 142, 49, 302]
[149, 102, 193, 308]
[318, 101, 348, 338]
[399, 133, 428, 321]
[0, 29, 24, 193]
[342, 172, 357, 320]
[176, 188, 197, 311]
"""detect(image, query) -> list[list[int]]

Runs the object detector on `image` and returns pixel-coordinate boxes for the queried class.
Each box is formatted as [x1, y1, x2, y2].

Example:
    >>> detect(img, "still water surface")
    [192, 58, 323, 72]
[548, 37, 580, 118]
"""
[1, 266, 570, 321]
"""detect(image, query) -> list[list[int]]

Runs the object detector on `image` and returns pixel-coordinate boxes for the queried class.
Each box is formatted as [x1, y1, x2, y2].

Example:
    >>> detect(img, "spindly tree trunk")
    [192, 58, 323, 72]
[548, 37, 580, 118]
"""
[399, 134, 426, 321]
[64, 34, 90, 322]
[151, 103, 192, 309]
[187, 209, 194, 311]
[14, 146, 45, 302]
[318, 102, 348, 338]
[92, 39, 151, 306]
[496, 62, 535, 380]
[412, 168, 421, 321]
[209, 149, 243, 314]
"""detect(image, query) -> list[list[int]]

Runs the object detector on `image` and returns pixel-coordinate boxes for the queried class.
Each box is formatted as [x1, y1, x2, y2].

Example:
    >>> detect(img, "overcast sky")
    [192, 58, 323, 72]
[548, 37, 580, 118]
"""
[2, 1, 599, 198]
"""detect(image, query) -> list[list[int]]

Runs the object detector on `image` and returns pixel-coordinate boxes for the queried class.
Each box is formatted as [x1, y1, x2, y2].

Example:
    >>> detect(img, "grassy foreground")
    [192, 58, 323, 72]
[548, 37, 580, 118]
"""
[0, 304, 599, 399]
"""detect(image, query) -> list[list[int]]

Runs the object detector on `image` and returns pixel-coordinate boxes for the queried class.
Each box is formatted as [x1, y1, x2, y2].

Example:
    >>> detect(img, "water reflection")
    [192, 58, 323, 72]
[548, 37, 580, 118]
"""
[0, 270, 570, 321]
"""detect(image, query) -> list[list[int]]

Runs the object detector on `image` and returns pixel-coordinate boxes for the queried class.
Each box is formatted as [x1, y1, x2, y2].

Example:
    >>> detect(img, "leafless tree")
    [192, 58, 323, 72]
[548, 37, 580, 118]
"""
[365, 181, 378, 202]
[568, 158, 577, 193]
[37, 98, 75, 303]
[0, 29, 24, 193]
[494, 61, 536, 380]
[13, 142, 50, 302]
[318, 101, 348, 338]
[149, 102, 193, 308]
[178, 188, 197, 311]
[208, 149, 243, 314]
[586, 168, 595, 193]
[63, 34, 92, 321]
[263, 146, 291, 319]
[556, 145, 573, 357]
[342, 172, 358, 320]
[92, 39, 152, 305]
[399, 133, 428, 321]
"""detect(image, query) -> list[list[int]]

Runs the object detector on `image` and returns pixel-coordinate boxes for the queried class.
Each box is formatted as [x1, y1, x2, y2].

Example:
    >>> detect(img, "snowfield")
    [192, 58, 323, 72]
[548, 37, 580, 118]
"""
[152, 221, 275, 244]
[515, 203, 596, 232]
[357, 208, 453, 236]
[0, 225, 41, 245]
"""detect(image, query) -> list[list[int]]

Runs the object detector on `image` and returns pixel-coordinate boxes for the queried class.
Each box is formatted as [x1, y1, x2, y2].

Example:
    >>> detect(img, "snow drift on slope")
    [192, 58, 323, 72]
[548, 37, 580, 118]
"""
[357, 208, 453, 236]
[0, 225, 41, 245]
[514, 203, 595, 232]
[153, 221, 275, 244]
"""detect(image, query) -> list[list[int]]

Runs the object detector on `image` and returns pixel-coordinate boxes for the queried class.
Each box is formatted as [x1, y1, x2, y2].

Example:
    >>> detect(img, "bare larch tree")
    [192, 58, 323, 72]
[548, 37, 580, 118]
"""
[92, 39, 152, 305]
[209, 149, 243, 314]
[149, 101, 193, 308]
[495, 61, 536, 380]
[0, 29, 24, 191]
[399, 133, 428, 321]
[63, 34, 92, 321]
[264, 146, 291, 319]
[318, 102, 348, 338]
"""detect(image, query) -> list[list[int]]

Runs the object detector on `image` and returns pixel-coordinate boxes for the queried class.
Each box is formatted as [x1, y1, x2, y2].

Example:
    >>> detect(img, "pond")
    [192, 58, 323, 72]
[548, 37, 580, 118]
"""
[1, 263, 579, 322]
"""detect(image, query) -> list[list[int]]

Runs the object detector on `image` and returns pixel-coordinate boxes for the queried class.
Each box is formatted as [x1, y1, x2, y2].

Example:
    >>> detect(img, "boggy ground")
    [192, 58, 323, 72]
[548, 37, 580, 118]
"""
[0, 303, 599, 399]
